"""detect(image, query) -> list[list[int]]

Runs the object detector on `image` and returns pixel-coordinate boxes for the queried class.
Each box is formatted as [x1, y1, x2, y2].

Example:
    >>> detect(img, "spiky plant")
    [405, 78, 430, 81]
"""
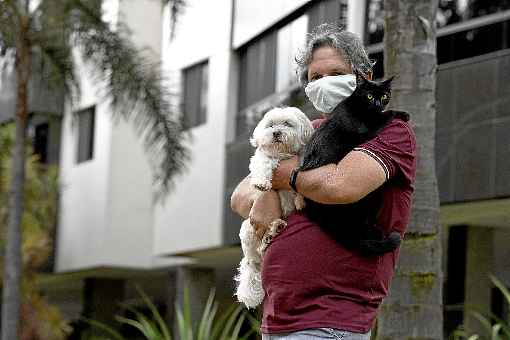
[450, 275, 510, 340]
[83, 287, 255, 340]
[0, 1, 188, 339]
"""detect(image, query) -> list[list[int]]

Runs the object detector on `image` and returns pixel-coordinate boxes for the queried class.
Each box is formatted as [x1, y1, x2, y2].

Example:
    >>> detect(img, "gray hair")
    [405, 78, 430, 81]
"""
[295, 24, 373, 86]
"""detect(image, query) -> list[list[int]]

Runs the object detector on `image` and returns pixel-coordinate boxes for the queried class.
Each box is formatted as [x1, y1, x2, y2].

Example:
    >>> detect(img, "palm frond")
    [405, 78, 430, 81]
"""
[0, 1, 20, 54]
[164, 0, 186, 40]
[29, 0, 80, 100]
[68, 0, 189, 200]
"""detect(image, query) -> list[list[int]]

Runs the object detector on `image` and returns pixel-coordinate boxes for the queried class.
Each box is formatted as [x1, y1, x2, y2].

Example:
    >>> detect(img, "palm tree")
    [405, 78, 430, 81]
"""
[377, 0, 442, 339]
[0, 124, 71, 340]
[0, 1, 188, 339]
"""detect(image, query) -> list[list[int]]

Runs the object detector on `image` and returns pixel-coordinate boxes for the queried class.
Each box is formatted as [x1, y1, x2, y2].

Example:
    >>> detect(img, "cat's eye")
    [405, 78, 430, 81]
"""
[381, 94, 388, 100]
[367, 94, 374, 100]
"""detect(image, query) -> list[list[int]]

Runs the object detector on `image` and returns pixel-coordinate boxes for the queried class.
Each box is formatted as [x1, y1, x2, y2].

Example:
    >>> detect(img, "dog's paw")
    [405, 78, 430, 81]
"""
[270, 219, 287, 234]
[251, 179, 272, 191]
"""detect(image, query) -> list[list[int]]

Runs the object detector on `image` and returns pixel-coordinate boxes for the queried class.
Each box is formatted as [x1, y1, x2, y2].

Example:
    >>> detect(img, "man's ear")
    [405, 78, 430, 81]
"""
[354, 69, 366, 85]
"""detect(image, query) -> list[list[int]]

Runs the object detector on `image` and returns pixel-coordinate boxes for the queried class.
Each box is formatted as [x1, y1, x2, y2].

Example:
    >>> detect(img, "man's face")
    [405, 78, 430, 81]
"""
[307, 46, 352, 83]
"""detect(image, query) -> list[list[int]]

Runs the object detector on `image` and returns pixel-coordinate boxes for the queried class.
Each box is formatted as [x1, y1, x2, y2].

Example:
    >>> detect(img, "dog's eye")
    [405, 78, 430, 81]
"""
[283, 121, 293, 127]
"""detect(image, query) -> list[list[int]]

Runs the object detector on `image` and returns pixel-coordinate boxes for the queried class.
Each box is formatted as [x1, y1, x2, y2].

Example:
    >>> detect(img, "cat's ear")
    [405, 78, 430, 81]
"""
[354, 69, 367, 85]
[382, 75, 396, 86]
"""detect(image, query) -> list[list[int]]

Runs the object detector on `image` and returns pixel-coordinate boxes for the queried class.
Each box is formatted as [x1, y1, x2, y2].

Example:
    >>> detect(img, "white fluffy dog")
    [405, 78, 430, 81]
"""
[235, 107, 313, 309]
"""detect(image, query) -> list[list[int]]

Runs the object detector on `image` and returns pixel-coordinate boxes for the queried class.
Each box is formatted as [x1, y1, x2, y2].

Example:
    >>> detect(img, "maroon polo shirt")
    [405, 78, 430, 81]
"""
[260, 116, 417, 334]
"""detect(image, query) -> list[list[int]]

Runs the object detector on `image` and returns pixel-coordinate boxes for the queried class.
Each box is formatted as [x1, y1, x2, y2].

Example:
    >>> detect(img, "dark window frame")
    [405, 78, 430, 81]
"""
[76, 105, 95, 164]
[181, 60, 209, 130]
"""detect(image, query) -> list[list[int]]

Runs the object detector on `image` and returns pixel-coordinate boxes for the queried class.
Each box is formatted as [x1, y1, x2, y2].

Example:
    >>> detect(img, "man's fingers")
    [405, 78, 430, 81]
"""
[250, 217, 267, 240]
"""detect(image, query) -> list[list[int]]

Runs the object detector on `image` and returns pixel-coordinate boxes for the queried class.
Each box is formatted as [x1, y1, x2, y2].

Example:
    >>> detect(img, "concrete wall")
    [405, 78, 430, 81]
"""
[56, 0, 179, 271]
[153, 0, 235, 256]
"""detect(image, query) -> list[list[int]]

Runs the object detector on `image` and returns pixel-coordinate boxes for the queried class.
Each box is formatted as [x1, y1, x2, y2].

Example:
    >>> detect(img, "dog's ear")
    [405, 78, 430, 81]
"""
[295, 109, 314, 145]
[249, 136, 258, 148]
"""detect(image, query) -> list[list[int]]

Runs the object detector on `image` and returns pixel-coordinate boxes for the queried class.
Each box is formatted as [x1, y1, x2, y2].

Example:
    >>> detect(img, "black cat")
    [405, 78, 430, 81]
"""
[298, 71, 409, 256]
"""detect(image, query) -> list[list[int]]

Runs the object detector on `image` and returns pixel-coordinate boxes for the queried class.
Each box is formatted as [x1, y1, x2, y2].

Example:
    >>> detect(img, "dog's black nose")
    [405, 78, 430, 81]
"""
[273, 131, 282, 138]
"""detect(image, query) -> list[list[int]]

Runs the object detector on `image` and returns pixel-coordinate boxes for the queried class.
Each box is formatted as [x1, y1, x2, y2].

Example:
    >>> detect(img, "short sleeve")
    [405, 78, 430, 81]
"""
[354, 119, 416, 183]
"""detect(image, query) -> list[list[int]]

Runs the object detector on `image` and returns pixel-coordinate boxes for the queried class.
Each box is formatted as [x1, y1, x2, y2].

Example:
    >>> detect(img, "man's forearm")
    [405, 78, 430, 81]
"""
[295, 164, 357, 204]
[230, 176, 257, 219]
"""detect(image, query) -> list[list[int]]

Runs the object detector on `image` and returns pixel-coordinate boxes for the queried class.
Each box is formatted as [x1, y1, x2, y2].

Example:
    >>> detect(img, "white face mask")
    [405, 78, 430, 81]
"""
[304, 74, 357, 114]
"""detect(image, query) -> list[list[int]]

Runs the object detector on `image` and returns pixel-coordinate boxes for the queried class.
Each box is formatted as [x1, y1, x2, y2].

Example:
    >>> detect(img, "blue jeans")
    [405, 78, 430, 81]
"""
[262, 328, 371, 340]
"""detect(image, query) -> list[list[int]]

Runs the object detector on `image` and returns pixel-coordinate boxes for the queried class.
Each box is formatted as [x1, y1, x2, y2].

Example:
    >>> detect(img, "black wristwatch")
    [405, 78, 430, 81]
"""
[289, 168, 300, 192]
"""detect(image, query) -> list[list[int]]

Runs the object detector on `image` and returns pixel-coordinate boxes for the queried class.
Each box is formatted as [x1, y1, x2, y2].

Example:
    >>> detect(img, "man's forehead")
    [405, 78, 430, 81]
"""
[308, 47, 351, 75]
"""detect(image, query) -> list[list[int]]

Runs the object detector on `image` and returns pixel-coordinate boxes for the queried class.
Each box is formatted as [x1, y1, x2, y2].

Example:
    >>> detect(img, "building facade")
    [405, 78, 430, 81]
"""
[1, 0, 508, 337]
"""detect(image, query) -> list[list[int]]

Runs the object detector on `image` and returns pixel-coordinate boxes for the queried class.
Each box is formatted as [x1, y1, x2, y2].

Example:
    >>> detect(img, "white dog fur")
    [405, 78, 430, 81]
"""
[235, 107, 313, 309]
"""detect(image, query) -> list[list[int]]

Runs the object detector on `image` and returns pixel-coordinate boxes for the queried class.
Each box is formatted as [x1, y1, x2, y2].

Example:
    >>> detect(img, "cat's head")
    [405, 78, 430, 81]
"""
[352, 70, 394, 113]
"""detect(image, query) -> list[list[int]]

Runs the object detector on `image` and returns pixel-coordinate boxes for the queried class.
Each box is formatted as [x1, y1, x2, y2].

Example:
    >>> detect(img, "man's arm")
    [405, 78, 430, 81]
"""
[231, 176, 283, 238]
[230, 176, 256, 219]
[272, 150, 387, 204]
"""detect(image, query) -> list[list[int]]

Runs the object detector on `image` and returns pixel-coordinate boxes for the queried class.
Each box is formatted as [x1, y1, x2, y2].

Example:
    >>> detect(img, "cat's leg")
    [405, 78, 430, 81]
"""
[249, 150, 279, 191]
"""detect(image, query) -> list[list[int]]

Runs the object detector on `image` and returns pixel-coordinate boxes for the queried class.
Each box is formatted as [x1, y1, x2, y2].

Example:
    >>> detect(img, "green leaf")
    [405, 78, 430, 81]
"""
[80, 317, 125, 340]
[135, 285, 172, 340]
[115, 315, 157, 340]
[197, 289, 217, 340]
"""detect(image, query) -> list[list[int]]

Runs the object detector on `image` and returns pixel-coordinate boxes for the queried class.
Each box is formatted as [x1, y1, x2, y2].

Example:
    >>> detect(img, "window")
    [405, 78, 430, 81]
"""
[33, 123, 49, 164]
[238, 33, 277, 111]
[236, 0, 349, 137]
[367, 0, 510, 45]
[182, 61, 208, 130]
[437, 0, 510, 28]
[308, 0, 348, 33]
[76, 106, 95, 163]
[366, 0, 510, 74]
[276, 15, 308, 92]
[366, 0, 384, 45]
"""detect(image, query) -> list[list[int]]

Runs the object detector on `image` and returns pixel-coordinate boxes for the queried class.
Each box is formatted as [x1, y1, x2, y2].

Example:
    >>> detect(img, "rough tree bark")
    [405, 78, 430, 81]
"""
[377, 0, 443, 339]
[1, 15, 31, 340]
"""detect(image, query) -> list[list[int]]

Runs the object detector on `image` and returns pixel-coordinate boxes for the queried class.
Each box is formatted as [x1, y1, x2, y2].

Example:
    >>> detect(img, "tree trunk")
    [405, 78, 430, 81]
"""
[377, 0, 442, 339]
[1, 17, 31, 340]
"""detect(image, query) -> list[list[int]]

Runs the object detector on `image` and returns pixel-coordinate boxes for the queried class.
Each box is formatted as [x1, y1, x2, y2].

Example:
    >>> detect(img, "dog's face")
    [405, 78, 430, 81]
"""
[250, 107, 313, 156]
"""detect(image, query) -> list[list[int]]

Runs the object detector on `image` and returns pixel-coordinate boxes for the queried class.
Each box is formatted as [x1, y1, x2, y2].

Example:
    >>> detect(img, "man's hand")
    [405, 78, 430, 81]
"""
[271, 156, 299, 191]
[249, 190, 282, 240]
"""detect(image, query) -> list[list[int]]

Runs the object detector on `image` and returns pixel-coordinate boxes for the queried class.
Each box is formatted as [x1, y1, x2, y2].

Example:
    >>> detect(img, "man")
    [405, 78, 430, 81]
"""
[231, 24, 417, 340]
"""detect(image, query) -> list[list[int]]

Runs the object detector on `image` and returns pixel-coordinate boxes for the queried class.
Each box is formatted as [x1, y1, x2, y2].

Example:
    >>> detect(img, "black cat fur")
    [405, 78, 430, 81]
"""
[298, 71, 409, 256]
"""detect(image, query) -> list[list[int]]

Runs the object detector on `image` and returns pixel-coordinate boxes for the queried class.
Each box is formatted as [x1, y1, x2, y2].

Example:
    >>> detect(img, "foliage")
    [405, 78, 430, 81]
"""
[83, 286, 256, 340]
[0, 123, 71, 340]
[450, 275, 510, 340]
[0, 0, 189, 199]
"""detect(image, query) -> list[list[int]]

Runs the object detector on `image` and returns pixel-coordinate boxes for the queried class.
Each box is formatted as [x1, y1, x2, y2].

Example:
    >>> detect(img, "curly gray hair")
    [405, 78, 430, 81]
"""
[295, 24, 373, 86]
